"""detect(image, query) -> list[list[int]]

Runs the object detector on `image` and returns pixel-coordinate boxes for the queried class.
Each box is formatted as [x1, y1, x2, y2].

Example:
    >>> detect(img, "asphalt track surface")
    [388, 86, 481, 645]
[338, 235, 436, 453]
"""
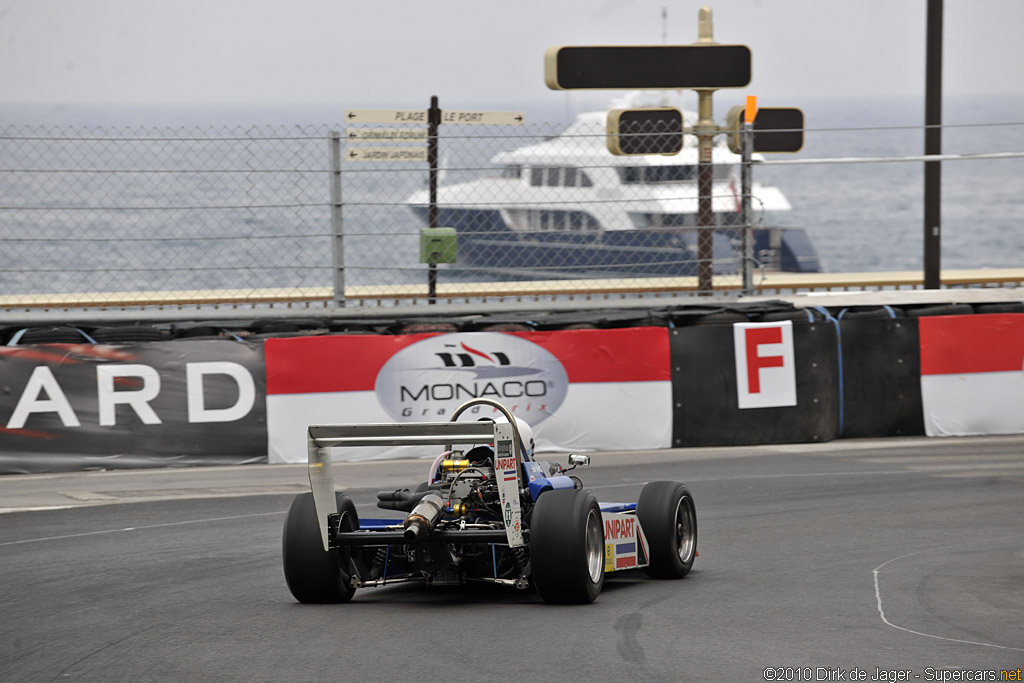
[2, 436, 1023, 682]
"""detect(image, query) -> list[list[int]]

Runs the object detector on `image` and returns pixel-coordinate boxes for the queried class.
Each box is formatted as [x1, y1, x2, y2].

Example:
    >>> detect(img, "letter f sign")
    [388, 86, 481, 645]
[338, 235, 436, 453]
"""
[733, 322, 797, 409]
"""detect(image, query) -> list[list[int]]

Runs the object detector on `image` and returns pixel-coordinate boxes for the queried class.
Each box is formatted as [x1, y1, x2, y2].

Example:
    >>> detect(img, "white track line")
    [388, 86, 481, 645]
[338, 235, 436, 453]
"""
[0, 511, 284, 548]
[872, 542, 1024, 652]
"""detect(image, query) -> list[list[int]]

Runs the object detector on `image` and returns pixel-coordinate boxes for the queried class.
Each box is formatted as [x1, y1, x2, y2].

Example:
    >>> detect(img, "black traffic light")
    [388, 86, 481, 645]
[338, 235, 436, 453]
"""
[545, 45, 752, 90]
[726, 106, 805, 153]
[606, 108, 684, 156]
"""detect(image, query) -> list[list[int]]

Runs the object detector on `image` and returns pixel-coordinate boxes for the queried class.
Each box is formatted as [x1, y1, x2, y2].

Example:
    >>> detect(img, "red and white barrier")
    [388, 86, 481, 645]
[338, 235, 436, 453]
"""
[265, 328, 672, 462]
[919, 314, 1024, 436]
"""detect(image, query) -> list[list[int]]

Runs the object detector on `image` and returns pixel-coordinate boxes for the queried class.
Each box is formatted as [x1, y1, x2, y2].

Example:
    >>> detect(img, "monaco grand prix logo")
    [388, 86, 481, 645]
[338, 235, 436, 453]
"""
[374, 333, 568, 424]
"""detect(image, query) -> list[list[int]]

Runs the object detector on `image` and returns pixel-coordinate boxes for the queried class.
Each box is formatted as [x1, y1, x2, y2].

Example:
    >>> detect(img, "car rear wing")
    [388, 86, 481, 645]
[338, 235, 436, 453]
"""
[307, 420, 521, 550]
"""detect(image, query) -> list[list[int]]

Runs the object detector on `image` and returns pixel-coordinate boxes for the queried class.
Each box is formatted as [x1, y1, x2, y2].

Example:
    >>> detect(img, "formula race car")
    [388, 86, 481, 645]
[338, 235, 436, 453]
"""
[282, 398, 697, 604]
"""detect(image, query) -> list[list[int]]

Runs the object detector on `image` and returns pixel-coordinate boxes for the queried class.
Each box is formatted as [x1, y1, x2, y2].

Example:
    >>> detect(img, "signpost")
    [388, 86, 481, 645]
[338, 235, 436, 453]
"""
[344, 98, 525, 304]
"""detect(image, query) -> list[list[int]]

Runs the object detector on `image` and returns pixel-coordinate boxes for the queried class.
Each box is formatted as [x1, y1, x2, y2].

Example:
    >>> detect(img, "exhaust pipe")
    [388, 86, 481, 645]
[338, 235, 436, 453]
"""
[403, 493, 444, 541]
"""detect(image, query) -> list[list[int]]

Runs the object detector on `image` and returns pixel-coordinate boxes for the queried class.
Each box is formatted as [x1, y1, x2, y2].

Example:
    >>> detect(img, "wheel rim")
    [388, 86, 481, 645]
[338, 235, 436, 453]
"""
[674, 497, 696, 564]
[585, 508, 604, 583]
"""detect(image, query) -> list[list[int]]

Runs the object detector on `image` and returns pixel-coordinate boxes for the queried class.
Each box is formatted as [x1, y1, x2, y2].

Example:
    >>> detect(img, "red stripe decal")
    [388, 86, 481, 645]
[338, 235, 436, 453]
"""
[920, 314, 1024, 375]
[515, 328, 669, 383]
[265, 333, 430, 394]
[460, 342, 494, 363]
[616, 556, 637, 569]
[265, 328, 670, 395]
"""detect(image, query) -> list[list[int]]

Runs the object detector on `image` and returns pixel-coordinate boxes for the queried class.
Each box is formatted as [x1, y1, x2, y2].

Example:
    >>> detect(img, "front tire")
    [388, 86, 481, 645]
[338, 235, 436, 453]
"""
[636, 481, 697, 579]
[530, 488, 605, 604]
[282, 491, 359, 603]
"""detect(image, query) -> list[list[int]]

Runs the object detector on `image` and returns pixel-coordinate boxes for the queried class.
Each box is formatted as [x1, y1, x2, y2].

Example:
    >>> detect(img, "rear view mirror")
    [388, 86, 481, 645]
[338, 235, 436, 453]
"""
[568, 454, 590, 468]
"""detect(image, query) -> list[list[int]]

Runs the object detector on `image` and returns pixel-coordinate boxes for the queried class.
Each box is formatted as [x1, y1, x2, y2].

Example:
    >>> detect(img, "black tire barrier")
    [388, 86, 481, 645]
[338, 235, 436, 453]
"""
[90, 326, 170, 343]
[973, 301, 1024, 314]
[758, 308, 826, 323]
[903, 303, 975, 317]
[670, 319, 840, 447]
[251, 318, 327, 335]
[395, 321, 460, 335]
[3, 302, 1018, 476]
[478, 323, 534, 332]
[838, 317, 924, 438]
[835, 306, 906, 320]
[171, 324, 231, 340]
[11, 326, 94, 345]
[688, 310, 750, 326]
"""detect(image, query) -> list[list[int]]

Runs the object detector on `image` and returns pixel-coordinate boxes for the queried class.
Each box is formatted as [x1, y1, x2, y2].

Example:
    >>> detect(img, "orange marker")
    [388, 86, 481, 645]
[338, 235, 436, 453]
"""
[745, 95, 758, 124]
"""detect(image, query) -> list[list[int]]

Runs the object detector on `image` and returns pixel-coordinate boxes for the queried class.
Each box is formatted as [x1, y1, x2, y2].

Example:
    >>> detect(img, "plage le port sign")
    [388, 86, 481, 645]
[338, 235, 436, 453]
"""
[344, 109, 525, 126]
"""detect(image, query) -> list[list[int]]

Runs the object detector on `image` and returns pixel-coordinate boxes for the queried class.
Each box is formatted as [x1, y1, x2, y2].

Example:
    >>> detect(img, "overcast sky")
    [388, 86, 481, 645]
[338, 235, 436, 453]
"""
[1, 0, 1022, 108]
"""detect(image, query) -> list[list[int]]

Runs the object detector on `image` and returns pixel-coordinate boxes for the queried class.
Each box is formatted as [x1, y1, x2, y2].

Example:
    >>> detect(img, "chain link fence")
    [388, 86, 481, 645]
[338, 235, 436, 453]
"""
[2, 111, 1022, 311]
[0, 115, 799, 310]
[344, 112, 791, 298]
[0, 124, 333, 306]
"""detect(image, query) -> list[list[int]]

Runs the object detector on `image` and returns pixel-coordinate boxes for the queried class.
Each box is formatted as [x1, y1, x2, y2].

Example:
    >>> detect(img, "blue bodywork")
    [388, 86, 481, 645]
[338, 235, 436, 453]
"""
[527, 474, 576, 501]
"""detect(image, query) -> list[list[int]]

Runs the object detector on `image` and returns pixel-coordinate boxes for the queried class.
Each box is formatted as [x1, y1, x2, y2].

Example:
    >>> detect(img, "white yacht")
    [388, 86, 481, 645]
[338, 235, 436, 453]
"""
[407, 96, 820, 277]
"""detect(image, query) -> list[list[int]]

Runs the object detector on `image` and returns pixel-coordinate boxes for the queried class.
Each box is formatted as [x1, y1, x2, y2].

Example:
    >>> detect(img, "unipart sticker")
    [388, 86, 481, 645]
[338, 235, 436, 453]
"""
[495, 457, 516, 471]
[374, 333, 569, 423]
[604, 516, 637, 541]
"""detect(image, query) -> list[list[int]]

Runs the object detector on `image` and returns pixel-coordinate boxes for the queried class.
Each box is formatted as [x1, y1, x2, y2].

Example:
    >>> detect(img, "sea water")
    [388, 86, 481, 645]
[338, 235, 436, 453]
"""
[0, 94, 1021, 291]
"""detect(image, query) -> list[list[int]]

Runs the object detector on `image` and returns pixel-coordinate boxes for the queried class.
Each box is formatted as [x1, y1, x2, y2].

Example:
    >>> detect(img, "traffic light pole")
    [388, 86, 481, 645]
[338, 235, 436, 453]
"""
[740, 119, 754, 294]
[695, 7, 717, 295]
[696, 91, 716, 294]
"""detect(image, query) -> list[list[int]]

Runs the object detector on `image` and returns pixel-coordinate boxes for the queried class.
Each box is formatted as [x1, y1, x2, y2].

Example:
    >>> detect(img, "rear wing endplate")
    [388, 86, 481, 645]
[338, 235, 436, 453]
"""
[306, 421, 516, 551]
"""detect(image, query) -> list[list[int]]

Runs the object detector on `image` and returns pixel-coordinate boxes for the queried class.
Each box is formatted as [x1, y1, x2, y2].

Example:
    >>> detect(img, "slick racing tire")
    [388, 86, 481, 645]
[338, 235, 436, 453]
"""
[530, 488, 605, 604]
[282, 491, 359, 603]
[636, 481, 697, 579]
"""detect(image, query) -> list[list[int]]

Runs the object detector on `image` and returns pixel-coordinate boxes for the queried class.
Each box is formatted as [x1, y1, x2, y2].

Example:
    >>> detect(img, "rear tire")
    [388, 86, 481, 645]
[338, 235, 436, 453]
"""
[530, 488, 605, 604]
[282, 491, 359, 603]
[636, 481, 697, 579]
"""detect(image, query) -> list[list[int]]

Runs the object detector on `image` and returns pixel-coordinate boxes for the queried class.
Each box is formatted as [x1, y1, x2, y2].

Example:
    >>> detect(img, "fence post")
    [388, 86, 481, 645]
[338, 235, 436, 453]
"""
[329, 130, 345, 307]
